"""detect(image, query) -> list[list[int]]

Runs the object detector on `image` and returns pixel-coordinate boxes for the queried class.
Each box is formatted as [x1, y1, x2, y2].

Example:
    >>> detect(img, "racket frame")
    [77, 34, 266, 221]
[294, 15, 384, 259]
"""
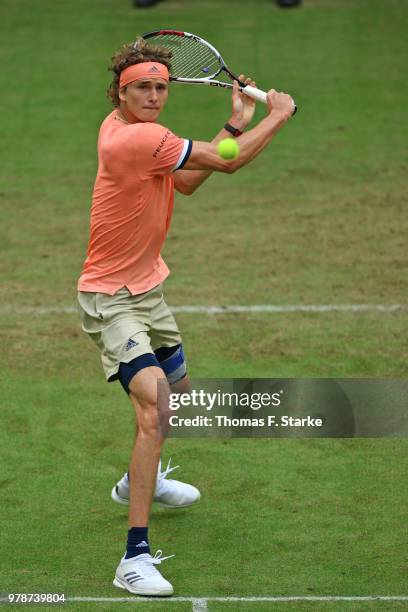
[142, 29, 295, 110]
[143, 30, 264, 95]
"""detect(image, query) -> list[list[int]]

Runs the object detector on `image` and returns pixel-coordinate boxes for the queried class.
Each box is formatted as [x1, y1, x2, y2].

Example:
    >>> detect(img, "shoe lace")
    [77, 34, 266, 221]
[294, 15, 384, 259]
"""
[158, 458, 179, 483]
[151, 549, 175, 564]
[139, 550, 175, 577]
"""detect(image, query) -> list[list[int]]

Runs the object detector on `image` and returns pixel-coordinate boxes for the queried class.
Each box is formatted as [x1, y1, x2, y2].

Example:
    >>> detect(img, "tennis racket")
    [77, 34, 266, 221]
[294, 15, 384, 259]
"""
[142, 29, 297, 115]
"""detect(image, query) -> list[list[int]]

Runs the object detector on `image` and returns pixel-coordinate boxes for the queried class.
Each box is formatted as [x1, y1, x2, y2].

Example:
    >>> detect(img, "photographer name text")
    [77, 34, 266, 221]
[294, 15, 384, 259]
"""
[168, 415, 323, 428]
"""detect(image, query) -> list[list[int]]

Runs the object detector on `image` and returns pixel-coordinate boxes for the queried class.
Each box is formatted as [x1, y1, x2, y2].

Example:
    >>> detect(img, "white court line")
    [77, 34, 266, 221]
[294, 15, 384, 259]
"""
[63, 595, 408, 602]
[172, 304, 408, 314]
[1, 304, 407, 315]
[2, 595, 408, 610]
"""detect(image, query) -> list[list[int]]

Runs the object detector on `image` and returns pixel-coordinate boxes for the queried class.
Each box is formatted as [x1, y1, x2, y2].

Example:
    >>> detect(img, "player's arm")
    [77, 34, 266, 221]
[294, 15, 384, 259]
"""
[173, 76, 257, 196]
[173, 124, 242, 196]
[175, 85, 294, 193]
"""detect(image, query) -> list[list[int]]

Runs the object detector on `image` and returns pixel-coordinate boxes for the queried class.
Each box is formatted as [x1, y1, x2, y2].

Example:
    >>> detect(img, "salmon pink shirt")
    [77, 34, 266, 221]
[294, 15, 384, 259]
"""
[78, 111, 192, 295]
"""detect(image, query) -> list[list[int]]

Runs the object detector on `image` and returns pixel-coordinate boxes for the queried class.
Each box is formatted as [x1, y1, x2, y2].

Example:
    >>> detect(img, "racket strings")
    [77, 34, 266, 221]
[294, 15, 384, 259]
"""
[154, 35, 216, 78]
[146, 34, 222, 80]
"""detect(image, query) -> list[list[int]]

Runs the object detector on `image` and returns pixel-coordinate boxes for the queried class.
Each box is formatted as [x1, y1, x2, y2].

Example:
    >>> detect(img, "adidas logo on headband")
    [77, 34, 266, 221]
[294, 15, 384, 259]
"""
[149, 65, 160, 72]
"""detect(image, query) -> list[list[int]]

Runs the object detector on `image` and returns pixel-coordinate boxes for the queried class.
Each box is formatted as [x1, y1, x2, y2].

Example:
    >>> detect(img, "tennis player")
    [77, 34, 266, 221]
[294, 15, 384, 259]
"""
[77, 38, 294, 597]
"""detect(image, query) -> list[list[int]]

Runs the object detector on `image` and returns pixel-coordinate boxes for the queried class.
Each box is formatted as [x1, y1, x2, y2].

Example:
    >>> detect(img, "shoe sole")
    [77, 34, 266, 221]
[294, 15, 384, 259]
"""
[113, 576, 173, 596]
[111, 486, 200, 509]
[155, 497, 200, 508]
[111, 486, 129, 506]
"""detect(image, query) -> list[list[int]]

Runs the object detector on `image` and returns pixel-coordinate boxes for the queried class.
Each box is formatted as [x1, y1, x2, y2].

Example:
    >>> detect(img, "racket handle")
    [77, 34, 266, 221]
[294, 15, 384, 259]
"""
[241, 84, 298, 116]
[241, 84, 268, 103]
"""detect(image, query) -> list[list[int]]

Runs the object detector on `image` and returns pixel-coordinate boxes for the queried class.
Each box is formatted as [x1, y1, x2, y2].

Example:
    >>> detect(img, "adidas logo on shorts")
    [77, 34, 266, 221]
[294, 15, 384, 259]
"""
[125, 338, 139, 351]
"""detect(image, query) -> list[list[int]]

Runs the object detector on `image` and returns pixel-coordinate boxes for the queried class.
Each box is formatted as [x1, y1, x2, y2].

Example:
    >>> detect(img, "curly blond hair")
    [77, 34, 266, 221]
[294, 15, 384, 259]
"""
[107, 38, 172, 107]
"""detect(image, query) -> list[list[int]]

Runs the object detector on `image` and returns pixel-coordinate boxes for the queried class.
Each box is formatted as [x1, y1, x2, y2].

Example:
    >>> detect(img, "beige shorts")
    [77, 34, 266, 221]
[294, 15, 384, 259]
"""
[77, 284, 182, 382]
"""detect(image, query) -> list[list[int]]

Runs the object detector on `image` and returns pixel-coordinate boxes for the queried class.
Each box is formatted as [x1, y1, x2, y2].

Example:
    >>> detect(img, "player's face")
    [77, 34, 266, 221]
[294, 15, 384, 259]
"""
[120, 78, 169, 122]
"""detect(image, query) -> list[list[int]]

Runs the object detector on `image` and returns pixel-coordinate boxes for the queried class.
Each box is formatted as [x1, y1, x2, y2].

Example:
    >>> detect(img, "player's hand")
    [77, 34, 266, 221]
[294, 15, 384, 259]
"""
[266, 89, 295, 120]
[230, 75, 257, 130]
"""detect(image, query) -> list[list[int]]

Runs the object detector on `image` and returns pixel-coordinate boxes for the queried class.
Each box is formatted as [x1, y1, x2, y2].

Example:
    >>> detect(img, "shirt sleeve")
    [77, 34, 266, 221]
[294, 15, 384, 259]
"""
[131, 122, 192, 177]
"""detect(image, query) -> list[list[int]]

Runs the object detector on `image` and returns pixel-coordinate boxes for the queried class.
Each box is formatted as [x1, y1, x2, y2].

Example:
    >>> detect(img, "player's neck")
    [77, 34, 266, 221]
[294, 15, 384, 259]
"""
[117, 105, 144, 124]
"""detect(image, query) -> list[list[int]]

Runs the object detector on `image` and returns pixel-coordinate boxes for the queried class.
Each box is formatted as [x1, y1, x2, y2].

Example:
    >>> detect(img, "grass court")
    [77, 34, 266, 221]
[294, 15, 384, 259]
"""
[0, 0, 407, 610]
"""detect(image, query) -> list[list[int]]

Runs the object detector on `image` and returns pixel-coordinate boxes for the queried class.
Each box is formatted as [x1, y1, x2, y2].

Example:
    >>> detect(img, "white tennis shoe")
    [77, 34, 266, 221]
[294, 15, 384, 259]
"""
[111, 458, 201, 508]
[113, 550, 174, 596]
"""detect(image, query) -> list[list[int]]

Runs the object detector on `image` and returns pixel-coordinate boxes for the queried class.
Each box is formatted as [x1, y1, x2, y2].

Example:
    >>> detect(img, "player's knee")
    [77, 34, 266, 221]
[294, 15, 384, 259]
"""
[137, 404, 161, 437]
[154, 344, 187, 385]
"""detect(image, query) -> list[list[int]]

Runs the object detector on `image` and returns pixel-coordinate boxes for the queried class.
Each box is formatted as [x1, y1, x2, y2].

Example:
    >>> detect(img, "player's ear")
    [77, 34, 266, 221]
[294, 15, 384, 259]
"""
[118, 86, 127, 103]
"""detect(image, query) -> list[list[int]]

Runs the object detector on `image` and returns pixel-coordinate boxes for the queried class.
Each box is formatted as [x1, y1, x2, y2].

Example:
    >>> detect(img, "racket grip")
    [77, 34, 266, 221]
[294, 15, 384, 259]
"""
[241, 84, 298, 116]
[241, 85, 268, 103]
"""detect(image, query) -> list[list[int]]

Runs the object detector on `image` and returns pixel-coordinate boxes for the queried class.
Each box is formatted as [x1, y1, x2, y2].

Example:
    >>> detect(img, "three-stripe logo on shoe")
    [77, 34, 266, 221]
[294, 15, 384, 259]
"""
[124, 571, 143, 584]
[135, 540, 148, 547]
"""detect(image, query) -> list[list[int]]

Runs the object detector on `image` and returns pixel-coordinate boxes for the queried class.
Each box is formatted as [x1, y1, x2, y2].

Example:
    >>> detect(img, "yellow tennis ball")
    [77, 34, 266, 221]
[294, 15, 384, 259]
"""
[217, 138, 240, 160]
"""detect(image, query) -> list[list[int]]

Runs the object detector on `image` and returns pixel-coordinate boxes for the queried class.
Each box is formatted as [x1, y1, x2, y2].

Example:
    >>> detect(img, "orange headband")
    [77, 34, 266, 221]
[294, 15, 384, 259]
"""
[119, 62, 169, 88]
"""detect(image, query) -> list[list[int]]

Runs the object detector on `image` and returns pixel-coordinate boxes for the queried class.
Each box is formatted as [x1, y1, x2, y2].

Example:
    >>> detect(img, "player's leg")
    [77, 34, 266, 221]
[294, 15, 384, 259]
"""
[126, 364, 168, 526]
[112, 346, 200, 508]
[113, 286, 200, 509]
[113, 361, 175, 596]
[149, 289, 201, 504]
